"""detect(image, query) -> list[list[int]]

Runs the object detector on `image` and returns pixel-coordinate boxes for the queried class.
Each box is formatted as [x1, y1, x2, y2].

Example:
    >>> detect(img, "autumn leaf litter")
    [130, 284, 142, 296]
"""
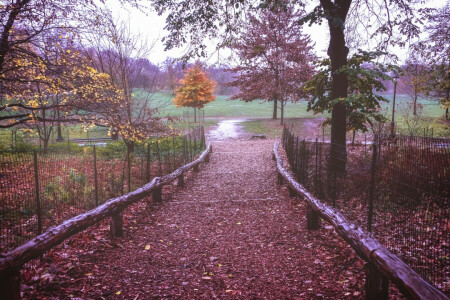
[22, 138, 405, 299]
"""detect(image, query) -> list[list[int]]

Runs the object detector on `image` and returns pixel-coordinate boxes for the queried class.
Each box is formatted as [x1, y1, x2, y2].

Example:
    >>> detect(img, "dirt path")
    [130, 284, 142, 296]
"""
[24, 139, 371, 299]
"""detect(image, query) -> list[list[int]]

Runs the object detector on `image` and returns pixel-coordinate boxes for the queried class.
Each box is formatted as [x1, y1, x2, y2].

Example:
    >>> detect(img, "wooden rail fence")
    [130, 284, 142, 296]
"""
[0, 143, 212, 299]
[273, 141, 447, 300]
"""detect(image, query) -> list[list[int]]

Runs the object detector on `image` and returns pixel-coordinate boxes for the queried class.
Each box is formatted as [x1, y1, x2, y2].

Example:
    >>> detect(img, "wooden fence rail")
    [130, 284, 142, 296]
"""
[0, 143, 212, 299]
[273, 141, 447, 300]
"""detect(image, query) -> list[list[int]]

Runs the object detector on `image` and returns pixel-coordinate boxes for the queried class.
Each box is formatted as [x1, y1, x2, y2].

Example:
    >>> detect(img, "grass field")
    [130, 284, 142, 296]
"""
[141, 91, 327, 119]
[139, 90, 446, 119]
[145, 91, 448, 138]
[1, 91, 448, 149]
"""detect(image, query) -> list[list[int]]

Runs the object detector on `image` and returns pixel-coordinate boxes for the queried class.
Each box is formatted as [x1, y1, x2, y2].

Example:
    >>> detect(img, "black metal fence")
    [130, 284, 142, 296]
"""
[182, 109, 205, 124]
[282, 126, 449, 293]
[0, 126, 205, 253]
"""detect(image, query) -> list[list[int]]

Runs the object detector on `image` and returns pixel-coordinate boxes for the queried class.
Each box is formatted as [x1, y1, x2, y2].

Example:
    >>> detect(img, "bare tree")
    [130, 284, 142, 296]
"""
[399, 61, 430, 116]
[83, 13, 167, 151]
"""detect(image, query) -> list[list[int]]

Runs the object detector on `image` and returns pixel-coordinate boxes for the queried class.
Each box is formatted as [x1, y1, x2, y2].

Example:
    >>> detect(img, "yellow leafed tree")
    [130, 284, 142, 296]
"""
[173, 64, 216, 122]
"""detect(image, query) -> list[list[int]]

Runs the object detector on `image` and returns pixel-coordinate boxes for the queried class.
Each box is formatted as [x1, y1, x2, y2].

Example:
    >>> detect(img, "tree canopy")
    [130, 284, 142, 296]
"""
[173, 64, 216, 110]
[227, 3, 316, 124]
[153, 0, 429, 171]
[303, 50, 399, 132]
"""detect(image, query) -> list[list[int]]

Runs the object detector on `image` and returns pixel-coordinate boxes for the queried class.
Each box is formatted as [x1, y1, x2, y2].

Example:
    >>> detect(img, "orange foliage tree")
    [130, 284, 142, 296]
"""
[173, 64, 216, 122]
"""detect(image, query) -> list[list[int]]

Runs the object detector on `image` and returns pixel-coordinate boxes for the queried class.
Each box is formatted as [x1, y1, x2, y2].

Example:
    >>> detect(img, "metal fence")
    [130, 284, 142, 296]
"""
[281, 126, 449, 293]
[0, 126, 205, 253]
[182, 109, 205, 124]
[0, 127, 110, 149]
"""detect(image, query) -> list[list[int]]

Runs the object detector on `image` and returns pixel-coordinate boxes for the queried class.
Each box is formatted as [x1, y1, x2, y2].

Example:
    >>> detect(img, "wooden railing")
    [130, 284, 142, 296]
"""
[0, 143, 212, 299]
[273, 141, 447, 300]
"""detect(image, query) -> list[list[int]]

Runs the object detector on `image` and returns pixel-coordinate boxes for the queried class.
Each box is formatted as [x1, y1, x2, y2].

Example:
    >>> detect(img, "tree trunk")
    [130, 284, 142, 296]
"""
[111, 129, 119, 140]
[56, 123, 63, 142]
[56, 107, 63, 142]
[280, 101, 284, 125]
[446, 89, 449, 120]
[324, 0, 351, 174]
[43, 138, 49, 154]
[273, 98, 277, 119]
[194, 107, 197, 123]
[127, 141, 135, 153]
[413, 94, 417, 116]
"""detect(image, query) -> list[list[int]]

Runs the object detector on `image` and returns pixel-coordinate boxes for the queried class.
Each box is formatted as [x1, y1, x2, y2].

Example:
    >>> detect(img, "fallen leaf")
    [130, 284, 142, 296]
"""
[145, 245, 150, 250]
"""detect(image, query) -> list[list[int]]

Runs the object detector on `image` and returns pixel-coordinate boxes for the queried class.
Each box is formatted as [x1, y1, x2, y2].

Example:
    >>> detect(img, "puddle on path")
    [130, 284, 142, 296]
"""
[207, 119, 250, 141]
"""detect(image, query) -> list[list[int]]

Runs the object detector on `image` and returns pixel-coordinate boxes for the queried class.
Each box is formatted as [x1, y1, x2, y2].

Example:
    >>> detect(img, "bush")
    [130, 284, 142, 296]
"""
[97, 141, 127, 159]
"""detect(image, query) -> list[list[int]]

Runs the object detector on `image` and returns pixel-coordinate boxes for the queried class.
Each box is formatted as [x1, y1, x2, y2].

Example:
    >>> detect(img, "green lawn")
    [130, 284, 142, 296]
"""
[139, 91, 446, 121]
[378, 94, 445, 119]
[138, 91, 327, 119]
[1, 91, 448, 149]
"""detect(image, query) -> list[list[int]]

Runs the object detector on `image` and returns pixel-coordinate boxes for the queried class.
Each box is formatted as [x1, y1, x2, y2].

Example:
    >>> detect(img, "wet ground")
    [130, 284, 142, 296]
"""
[207, 119, 251, 141]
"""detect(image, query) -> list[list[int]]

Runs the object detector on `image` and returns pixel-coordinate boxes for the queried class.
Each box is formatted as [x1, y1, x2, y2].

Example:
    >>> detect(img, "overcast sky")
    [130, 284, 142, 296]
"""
[106, 0, 445, 66]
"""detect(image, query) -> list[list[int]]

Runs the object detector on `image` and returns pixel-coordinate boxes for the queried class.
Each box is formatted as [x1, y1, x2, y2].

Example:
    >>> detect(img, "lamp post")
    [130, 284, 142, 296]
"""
[390, 74, 400, 137]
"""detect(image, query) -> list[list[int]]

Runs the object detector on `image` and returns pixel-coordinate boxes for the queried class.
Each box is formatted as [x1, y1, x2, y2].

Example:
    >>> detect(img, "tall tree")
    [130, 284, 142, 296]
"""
[207, 65, 238, 95]
[0, 0, 143, 148]
[173, 63, 216, 122]
[304, 51, 398, 138]
[152, 0, 427, 172]
[83, 14, 166, 151]
[427, 61, 449, 120]
[162, 58, 184, 94]
[400, 61, 429, 116]
[412, 4, 449, 120]
[0, 32, 118, 151]
[227, 4, 315, 124]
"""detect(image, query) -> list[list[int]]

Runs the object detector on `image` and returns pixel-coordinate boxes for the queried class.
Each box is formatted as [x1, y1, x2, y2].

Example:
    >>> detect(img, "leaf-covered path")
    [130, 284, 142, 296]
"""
[25, 139, 372, 299]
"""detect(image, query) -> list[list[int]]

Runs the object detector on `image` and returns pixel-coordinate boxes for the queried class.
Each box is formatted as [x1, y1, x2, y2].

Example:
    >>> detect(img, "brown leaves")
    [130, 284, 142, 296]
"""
[20, 139, 385, 299]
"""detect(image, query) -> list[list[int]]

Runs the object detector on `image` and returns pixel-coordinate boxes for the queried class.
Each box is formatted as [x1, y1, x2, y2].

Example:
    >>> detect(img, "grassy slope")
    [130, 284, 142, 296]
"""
[1, 91, 448, 148]
[139, 91, 326, 119]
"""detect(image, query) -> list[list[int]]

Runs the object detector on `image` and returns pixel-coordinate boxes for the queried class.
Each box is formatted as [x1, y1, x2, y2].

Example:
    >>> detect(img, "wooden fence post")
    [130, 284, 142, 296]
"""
[172, 136, 176, 172]
[153, 187, 162, 203]
[306, 205, 320, 230]
[183, 136, 188, 164]
[367, 144, 377, 232]
[277, 173, 283, 184]
[193, 133, 197, 155]
[110, 212, 123, 237]
[33, 151, 42, 235]
[93, 146, 99, 206]
[156, 139, 162, 176]
[188, 134, 193, 161]
[127, 148, 131, 193]
[146, 143, 151, 183]
[0, 269, 21, 300]
[288, 186, 296, 197]
[178, 173, 184, 188]
[365, 262, 389, 300]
